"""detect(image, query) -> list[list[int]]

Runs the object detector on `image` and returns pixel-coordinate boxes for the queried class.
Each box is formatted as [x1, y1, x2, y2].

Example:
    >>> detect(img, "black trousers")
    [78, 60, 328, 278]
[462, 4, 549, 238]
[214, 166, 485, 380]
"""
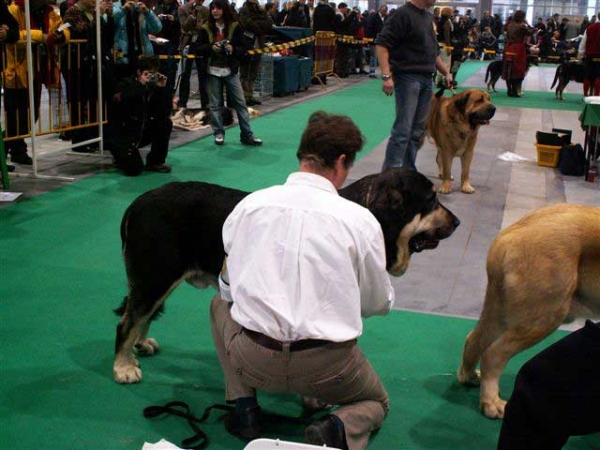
[239, 54, 261, 101]
[3, 87, 41, 155]
[108, 117, 173, 176]
[497, 320, 600, 450]
[177, 56, 208, 109]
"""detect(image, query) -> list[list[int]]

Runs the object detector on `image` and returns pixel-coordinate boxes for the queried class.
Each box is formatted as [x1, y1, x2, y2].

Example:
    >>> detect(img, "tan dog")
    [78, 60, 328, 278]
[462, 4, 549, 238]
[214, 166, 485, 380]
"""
[426, 89, 496, 194]
[457, 204, 600, 419]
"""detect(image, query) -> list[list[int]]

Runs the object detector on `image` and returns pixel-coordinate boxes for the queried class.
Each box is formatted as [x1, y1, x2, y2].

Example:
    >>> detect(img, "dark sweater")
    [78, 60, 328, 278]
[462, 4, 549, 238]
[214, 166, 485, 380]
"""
[375, 2, 438, 75]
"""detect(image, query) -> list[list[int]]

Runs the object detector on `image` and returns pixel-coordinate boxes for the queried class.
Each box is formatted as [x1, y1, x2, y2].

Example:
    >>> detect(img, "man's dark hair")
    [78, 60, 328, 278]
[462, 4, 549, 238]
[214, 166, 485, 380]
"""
[297, 111, 365, 169]
[136, 56, 160, 72]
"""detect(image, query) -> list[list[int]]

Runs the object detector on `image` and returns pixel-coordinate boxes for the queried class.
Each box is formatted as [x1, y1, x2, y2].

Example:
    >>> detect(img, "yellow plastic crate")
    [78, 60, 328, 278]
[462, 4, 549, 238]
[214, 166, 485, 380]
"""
[536, 143, 562, 168]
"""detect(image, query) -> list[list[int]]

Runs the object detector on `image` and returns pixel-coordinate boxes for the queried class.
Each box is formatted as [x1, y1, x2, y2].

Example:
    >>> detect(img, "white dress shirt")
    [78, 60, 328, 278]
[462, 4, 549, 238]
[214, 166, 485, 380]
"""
[219, 172, 394, 342]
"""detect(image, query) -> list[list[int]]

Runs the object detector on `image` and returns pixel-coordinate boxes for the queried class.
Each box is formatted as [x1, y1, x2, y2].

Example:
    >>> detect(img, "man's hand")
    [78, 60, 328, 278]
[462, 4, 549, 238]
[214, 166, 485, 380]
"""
[382, 77, 394, 96]
[100, 1, 113, 15]
[444, 72, 453, 88]
[156, 73, 167, 87]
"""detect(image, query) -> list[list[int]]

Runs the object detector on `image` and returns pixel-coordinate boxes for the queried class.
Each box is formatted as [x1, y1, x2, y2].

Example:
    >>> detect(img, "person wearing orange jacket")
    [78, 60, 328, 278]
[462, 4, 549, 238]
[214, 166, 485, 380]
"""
[3, 0, 70, 165]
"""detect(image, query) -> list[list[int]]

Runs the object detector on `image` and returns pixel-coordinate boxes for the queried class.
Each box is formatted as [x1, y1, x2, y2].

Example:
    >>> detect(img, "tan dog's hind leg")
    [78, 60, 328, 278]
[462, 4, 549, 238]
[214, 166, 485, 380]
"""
[458, 281, 505, 387]
[437, 150, 454, 194]
[477, 275, 575, 419]
[478, 318, 565, 419]
[460, 147, 475, 194]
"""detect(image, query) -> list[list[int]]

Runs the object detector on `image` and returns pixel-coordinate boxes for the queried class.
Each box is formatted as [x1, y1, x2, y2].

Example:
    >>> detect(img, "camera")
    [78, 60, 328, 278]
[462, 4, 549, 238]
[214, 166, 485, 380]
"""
[216, 39, 231, 55]
[148, 73, 159, 84]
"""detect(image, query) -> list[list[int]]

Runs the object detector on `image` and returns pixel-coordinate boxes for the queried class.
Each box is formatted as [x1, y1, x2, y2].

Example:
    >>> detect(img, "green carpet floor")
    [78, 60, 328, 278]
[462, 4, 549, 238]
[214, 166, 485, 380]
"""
[1, 81, 597, 449]
[454, 60, 585, 111]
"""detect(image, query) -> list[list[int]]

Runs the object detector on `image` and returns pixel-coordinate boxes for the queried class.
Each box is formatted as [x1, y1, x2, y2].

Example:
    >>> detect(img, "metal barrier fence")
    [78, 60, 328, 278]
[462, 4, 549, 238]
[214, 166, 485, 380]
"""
[253, 53, 274, 102]
[312, 31, 341, 89]
[1, 39, 105, 143]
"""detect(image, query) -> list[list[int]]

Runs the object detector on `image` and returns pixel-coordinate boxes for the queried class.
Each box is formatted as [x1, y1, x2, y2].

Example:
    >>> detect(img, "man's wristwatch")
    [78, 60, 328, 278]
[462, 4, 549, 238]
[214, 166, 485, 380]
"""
[381, 74, 392, 81]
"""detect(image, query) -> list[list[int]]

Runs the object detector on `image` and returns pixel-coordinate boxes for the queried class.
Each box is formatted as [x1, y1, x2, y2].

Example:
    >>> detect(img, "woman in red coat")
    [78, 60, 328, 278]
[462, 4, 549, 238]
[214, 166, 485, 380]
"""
[502, 10, 534, 97]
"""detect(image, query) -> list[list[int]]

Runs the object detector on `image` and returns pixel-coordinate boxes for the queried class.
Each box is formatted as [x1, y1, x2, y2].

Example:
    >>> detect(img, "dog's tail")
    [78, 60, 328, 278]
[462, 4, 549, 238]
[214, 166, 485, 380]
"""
[550, 65, 561, 89]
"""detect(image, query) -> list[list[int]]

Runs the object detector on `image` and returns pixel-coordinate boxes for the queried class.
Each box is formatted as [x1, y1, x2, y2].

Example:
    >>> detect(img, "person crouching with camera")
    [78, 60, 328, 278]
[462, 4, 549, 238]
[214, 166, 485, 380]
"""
[194, 0, 262, 146]
[105, 57, 174, 176]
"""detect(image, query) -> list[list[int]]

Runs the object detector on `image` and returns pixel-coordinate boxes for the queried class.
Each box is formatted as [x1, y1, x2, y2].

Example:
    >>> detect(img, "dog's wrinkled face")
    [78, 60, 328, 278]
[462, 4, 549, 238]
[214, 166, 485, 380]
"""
[365, 169, 460, 276]
[453, 89, 496, 129]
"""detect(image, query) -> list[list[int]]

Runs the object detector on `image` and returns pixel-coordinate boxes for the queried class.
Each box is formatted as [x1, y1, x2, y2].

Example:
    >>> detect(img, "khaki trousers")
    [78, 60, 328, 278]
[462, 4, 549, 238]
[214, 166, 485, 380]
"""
[209, 294, 389, 450]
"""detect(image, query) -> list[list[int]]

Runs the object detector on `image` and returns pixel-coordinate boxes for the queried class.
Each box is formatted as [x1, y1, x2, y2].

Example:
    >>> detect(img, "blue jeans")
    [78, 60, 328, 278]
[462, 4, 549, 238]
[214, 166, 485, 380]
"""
[382, 72, 433, 172]
[208, 72, 253, 139]
[369, 44, 378, 74]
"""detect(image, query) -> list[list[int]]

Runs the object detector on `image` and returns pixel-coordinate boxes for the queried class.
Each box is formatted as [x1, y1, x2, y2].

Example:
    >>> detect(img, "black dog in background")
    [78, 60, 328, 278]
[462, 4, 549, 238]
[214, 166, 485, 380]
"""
[113, 169, 461, 384]
[485, 57, 539, 93]
[550, 60, 586, 100]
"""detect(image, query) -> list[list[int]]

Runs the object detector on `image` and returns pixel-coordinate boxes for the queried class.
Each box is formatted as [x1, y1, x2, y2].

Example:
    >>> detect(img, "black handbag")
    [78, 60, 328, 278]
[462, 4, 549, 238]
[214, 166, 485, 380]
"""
[558, 143, 586, 176]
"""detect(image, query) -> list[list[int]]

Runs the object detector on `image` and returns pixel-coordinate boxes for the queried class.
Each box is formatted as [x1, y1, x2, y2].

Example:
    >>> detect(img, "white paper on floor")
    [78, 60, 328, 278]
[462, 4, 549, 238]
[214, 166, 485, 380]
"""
[0, 192, 22, 202]
[498, 151, 530, 162]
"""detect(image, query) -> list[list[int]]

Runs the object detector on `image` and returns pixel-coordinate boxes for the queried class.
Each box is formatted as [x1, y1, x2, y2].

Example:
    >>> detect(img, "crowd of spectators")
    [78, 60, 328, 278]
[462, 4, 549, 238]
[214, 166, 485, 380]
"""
[2, 0, 598, 174]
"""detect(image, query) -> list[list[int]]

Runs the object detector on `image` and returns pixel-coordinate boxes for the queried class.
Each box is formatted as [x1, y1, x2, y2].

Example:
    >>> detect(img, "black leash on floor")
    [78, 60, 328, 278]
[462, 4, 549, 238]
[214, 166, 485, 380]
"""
[143, 401, 233, 449]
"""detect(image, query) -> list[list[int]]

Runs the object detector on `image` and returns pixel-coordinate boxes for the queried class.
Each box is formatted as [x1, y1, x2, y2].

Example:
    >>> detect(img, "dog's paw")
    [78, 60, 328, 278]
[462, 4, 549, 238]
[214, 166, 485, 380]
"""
[461, 183, 475, 194]
[457, 368, 481, 386]
[114, 362, 143, 384]
[481, 398, 506, 420]
[135, 338, 160, 356]
[438, 183, 453, 194]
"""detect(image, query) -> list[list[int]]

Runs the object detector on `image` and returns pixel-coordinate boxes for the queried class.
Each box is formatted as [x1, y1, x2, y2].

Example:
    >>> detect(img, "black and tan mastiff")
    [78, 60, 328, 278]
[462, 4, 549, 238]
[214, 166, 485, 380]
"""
[457, 203, 600, 419]
[114, 169, 460, 383]
[425, 88, 496, 194]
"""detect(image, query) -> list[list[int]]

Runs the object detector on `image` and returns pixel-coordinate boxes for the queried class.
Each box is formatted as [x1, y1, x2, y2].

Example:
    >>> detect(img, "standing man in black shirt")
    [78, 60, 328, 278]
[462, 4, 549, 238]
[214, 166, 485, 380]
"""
[376, 0, 451, 172]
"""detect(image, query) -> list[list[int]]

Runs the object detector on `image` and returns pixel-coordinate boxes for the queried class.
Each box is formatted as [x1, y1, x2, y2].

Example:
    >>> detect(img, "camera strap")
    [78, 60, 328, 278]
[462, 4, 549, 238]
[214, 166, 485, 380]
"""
[143, 400, 233, 449]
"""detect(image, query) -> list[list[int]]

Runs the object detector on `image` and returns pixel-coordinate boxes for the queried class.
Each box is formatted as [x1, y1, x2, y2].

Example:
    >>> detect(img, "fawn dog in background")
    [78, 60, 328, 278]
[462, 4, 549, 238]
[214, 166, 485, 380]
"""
[424, 88, 496, 194]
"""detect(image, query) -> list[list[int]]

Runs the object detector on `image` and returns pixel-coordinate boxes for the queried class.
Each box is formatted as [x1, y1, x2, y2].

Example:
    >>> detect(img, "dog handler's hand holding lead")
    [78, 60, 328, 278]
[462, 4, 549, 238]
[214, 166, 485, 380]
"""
[444, 71, 453, 89]
[382, 74, 394, 96]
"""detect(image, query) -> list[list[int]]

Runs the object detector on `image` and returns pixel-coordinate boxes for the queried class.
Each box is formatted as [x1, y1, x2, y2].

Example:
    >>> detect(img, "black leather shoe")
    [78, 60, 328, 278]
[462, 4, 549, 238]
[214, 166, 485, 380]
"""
[7, 164, 15, 172]
[10, 152, 33, 165]
[305, 414, 349, 450]
[145, 163, 172, 173]
[224, 405, 262, 440]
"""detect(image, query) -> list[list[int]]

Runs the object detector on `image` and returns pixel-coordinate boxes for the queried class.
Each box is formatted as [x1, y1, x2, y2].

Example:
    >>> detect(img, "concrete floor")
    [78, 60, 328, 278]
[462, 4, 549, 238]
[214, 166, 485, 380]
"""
[345, 63, 600, 329]
[2, 63, 599, 330]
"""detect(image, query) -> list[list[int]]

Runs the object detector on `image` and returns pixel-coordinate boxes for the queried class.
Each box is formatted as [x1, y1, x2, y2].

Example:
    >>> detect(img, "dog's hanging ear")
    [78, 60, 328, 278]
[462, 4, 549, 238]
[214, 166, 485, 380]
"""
[453, 92, 471, 116]
[368, 172, 404, 212]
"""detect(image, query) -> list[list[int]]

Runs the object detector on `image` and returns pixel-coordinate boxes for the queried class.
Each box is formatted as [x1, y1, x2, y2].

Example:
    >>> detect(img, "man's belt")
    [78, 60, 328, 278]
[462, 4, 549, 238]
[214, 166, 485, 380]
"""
[242, 328, 331, 351]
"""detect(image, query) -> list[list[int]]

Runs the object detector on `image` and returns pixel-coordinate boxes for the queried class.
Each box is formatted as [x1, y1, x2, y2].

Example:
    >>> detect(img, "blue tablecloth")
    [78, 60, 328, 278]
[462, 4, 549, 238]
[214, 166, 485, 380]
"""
[273, 56, 314, 96]
[271, 27, 313, 42]
[273, 56, 299, 96]
[269, 27, 314, 58]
